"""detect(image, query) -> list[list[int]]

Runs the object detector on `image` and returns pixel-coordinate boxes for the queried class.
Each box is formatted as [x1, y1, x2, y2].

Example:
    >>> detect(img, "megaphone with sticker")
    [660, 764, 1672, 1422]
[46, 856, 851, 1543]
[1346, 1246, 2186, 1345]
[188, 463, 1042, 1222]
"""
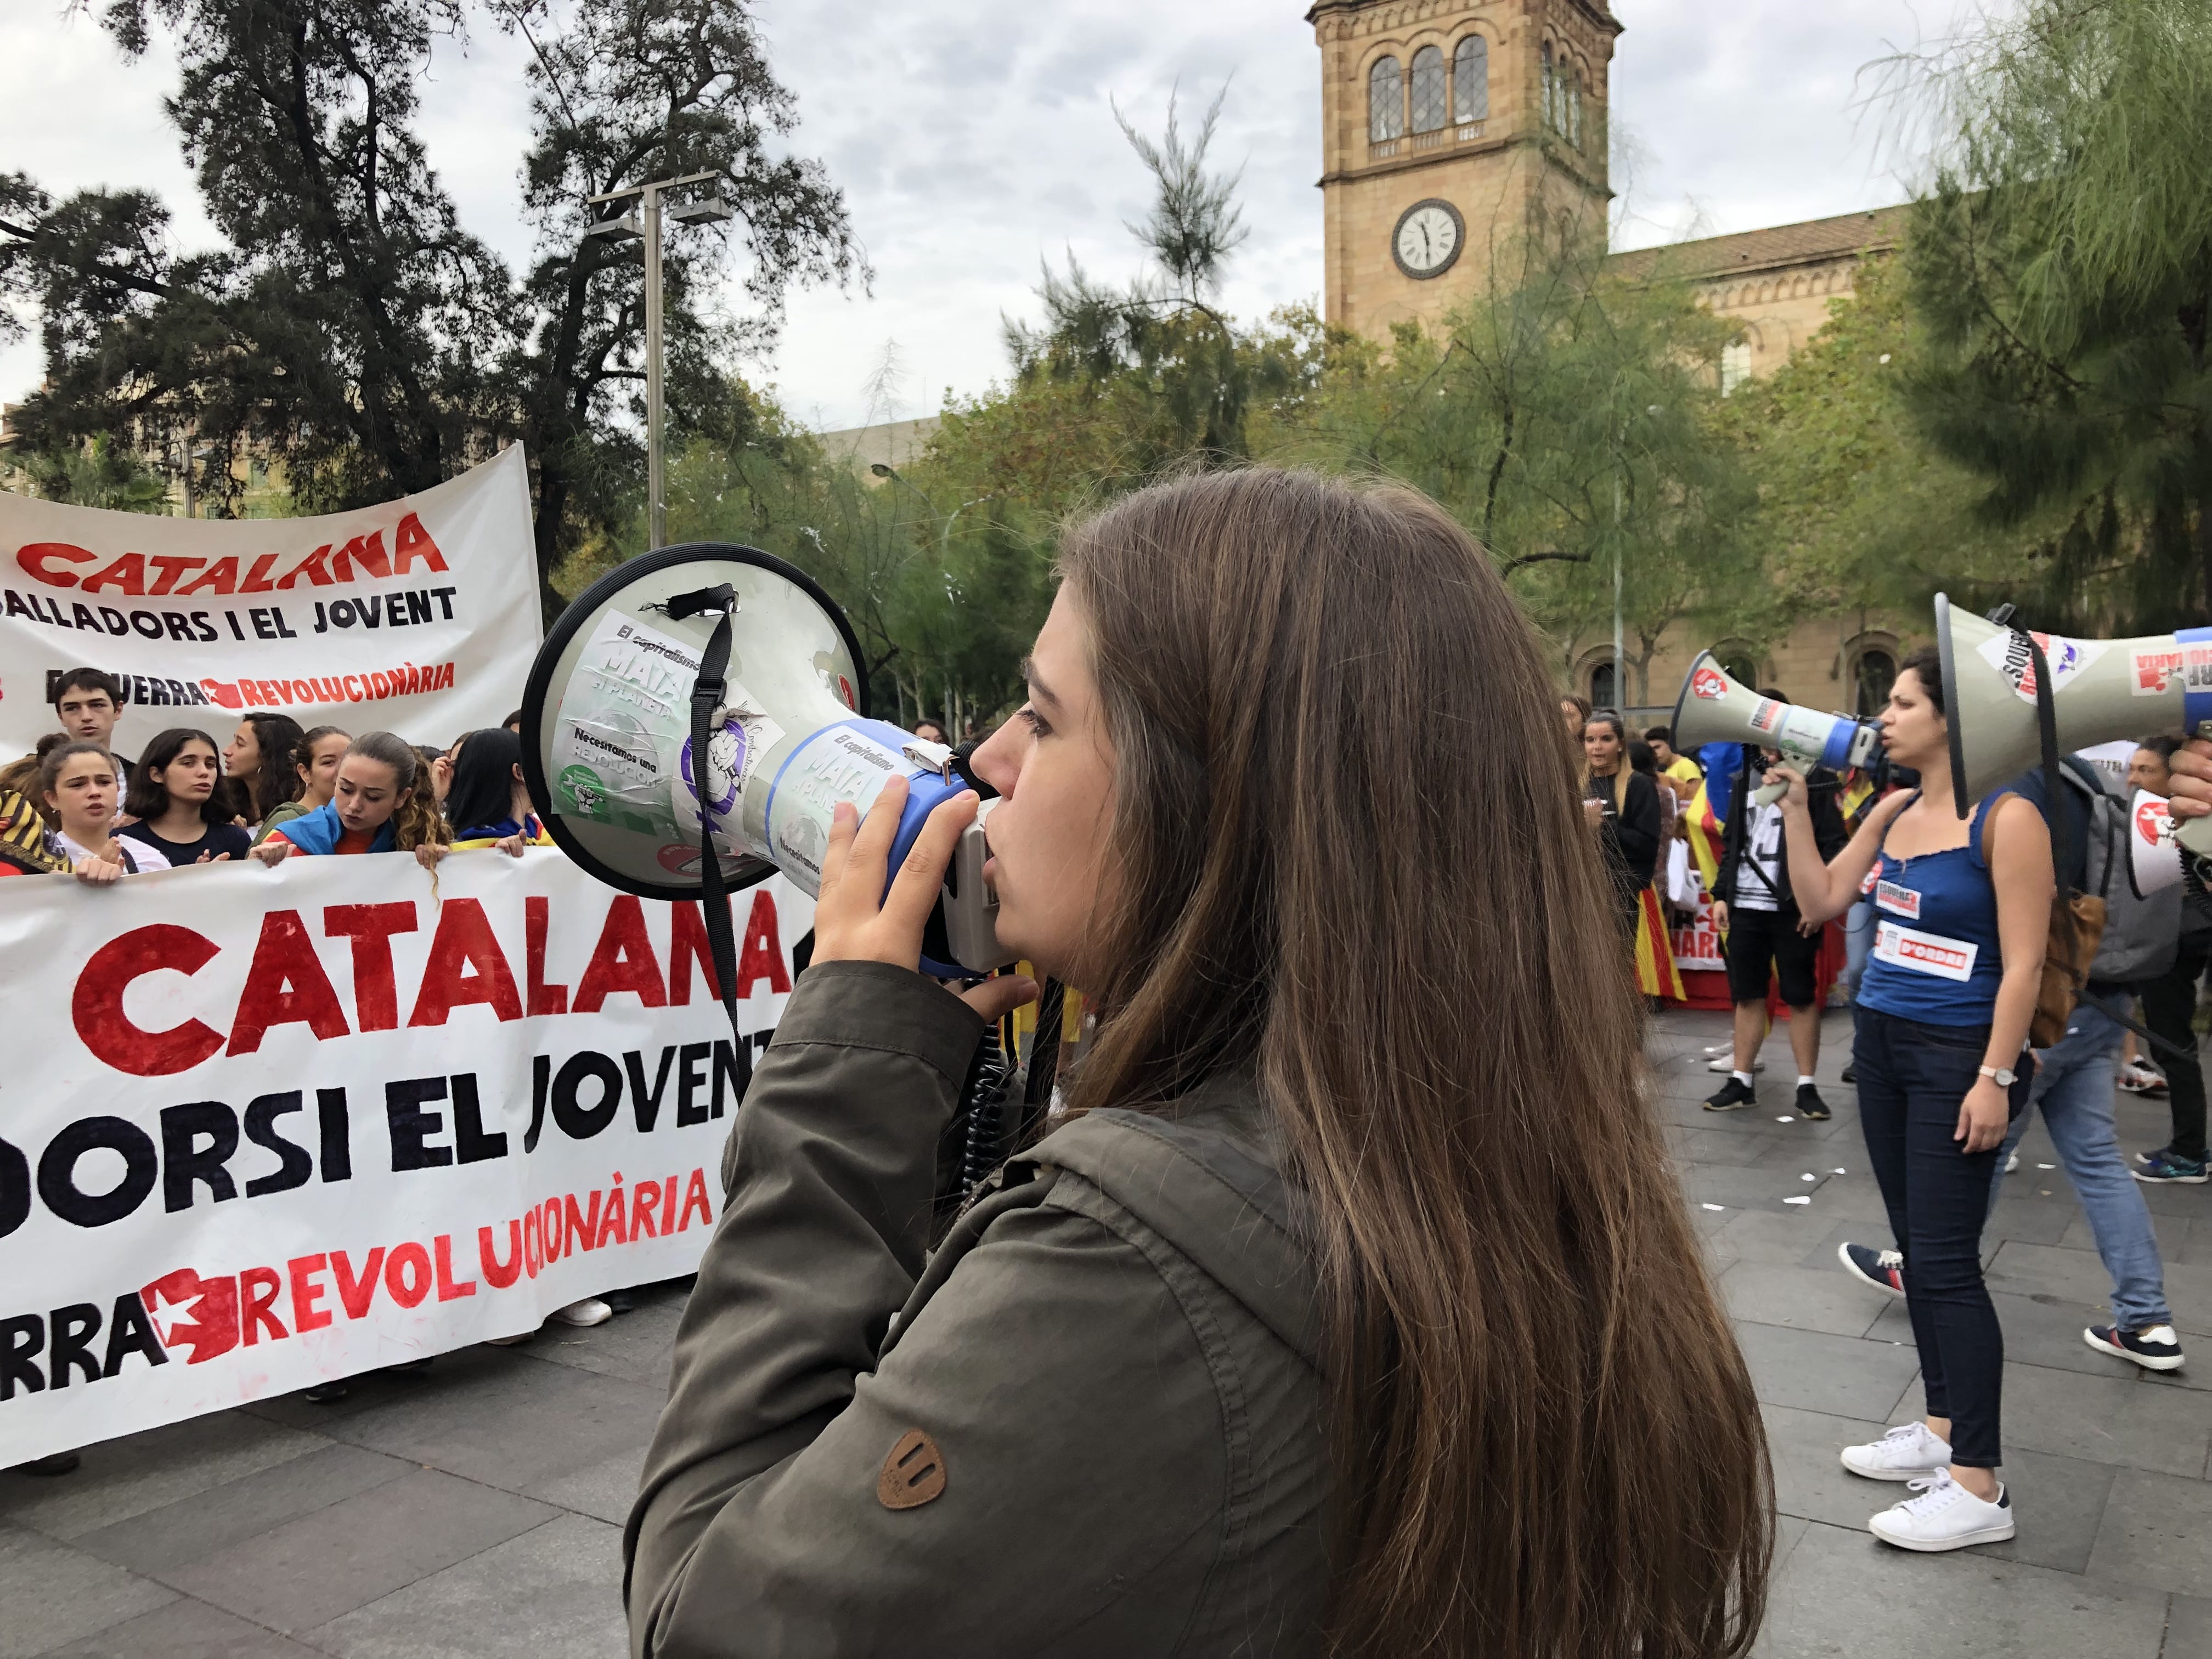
[1669, 652, 1881, 807]
[1933, 595, 2212, 856]
[518, 544, 1013, 984]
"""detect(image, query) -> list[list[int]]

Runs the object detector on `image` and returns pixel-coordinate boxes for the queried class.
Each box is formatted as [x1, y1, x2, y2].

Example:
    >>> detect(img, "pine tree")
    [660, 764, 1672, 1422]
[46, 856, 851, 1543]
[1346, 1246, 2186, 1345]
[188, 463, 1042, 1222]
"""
[1889, 0, 2212, 628]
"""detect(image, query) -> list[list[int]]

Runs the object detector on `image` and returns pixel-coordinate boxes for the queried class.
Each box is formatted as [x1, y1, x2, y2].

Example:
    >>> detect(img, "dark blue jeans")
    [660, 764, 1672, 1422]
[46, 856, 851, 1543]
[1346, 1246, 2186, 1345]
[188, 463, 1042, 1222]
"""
[1853, 1006, 2032, 1468]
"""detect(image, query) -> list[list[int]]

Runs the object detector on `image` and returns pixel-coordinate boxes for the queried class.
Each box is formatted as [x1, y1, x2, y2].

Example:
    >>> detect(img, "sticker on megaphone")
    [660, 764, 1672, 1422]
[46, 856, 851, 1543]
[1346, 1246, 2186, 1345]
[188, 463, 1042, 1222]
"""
[523, 544, 1016, 977]
[2129, 788, 2185, 899]
[548, 608, 783, 855]
[1669, 650, 1880, 805]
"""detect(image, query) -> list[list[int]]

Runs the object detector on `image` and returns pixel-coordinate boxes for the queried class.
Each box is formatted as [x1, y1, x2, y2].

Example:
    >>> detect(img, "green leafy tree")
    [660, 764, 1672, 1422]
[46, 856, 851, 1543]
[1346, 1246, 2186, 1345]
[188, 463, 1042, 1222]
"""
[1277, 225, 1763, 702]
[2, 432, 172, 511]
[1885, 0, 2212, 628]
[1717, 252, 2063, 637]
[1003, 87, 1294, 468]
[0, 0, 860, 620]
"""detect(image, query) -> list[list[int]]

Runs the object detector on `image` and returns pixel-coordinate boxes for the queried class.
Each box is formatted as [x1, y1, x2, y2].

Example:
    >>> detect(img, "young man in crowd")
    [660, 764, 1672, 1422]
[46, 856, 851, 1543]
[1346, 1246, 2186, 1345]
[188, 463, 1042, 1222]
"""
[50, 667, 132, 795]
[1704, 699, 1850, 1119]
[1644, 725, 1704, 791]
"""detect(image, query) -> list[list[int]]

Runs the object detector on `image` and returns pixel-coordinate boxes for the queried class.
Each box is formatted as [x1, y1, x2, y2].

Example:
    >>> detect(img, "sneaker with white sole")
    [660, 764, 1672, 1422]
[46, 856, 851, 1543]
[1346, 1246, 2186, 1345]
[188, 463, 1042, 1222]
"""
[2118, 1061, 2168, 1096]
[2134, 1150, 2210, 1184]
[550, 1297, 613, 1328]
[1837, 1241, 1908, 1299]
[2084, 1323, 2185, 1372]
[1703, 1076, 1757, 1112]
[1840, 1419, 1951, 1480]
[1705, 1054, 1767, 1074]
[1867, 1470, 2014, 1551]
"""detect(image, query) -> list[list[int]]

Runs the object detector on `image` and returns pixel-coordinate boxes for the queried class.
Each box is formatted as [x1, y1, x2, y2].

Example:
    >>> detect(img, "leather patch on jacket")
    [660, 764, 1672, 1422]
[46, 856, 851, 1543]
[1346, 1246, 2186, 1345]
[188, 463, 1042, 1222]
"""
[877, 1428, 946, 1509]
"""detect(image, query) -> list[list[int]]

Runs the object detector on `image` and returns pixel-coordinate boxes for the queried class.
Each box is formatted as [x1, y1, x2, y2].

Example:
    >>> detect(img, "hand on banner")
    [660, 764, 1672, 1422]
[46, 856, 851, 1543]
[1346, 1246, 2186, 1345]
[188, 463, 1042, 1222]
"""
[492, 833, 526, 858]
[2168, 736, 2212, 821]
[250, 840, 292, 866]
[816, 775, 1037, 1025]
[415, 844, 448, 871]
[71, 849, 124, 885]
[195, 850, 232, 864]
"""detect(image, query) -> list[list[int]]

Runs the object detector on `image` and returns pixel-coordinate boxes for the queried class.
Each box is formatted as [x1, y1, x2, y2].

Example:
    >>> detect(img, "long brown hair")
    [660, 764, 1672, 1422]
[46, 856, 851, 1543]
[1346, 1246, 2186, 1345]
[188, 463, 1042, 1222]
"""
[1057, 469, 1770, 1657]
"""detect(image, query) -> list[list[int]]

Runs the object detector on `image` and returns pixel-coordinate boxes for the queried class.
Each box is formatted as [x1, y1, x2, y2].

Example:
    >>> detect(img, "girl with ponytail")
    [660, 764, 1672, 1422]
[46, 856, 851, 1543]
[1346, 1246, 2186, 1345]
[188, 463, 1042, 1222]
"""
[250, 731, 448, 864]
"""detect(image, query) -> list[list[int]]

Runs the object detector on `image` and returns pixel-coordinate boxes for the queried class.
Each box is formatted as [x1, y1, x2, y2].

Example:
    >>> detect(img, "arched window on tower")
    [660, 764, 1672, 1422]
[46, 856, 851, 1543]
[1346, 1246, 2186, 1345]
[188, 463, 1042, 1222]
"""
[1408, 46, 1447, 133]
[1453, 35, 1489, 123]
[1541, 43, 1555, 132]
[1854, 650, 1898, 718]
[1369, 57, 1404, 143]
[1589, 661, 1617, 710]
[1568, 69, 1584, 148]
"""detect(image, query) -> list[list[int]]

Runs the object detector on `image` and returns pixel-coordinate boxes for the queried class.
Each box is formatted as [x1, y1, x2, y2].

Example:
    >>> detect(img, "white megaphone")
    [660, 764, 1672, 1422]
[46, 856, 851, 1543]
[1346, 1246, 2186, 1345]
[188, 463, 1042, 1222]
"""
[2127, 789, 2185, 898]
[1671, 652, 1882, 806]
[520, 543, 1012, 977]
[1934, 594, 2212, 855]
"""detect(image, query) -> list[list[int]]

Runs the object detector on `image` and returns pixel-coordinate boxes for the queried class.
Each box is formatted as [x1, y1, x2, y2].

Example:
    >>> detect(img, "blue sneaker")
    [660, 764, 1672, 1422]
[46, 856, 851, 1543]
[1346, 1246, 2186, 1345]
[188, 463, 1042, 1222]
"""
[2133, 1150, 2209, 1184]
[2134, 1144, 2170, 1167]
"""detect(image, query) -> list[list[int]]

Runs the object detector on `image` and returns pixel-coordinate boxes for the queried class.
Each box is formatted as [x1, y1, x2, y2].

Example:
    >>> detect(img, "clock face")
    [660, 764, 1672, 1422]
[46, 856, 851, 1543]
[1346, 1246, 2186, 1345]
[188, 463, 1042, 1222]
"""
[1392, 199, 1465, 280]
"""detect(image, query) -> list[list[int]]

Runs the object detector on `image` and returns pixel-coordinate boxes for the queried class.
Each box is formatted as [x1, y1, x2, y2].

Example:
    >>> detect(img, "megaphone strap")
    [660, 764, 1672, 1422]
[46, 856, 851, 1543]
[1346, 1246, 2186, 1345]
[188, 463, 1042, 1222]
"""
[675, 582, 752, 1080]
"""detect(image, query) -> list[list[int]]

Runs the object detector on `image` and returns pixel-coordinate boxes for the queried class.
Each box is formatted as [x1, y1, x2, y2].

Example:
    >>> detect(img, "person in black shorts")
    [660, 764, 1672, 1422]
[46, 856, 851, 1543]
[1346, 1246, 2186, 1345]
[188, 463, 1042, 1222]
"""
[1705, 714, 1849, 1118]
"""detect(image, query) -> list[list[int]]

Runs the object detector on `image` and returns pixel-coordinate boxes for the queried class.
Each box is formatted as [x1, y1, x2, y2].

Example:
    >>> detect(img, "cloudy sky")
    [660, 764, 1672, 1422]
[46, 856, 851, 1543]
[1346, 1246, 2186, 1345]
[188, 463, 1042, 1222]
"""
[1, 0, 2002, 432]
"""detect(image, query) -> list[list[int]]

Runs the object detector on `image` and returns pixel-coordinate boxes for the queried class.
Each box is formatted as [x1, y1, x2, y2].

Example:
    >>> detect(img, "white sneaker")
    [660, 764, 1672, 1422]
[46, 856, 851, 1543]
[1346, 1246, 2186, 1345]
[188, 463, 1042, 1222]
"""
[1705, 1054, 1767, 1073]
[1840, 1420, 1952, 1481]
[1868, 1470, 2015, 1551]
[550, 1297, 613, 1328]
[2118, 1061, 2168, 1096]
[2005, 1150, 2020, 1173]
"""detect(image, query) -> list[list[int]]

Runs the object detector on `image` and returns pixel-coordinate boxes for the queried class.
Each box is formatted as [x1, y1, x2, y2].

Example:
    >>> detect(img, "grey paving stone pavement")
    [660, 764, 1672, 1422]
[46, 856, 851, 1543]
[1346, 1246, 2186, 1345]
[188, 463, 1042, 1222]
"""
[0, 1007, 2203, 1656]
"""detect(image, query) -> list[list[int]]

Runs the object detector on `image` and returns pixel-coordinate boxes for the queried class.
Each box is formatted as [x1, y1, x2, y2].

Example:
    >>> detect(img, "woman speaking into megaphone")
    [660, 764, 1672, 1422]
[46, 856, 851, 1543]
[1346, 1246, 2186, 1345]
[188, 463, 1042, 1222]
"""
[1760, 646, 2051, 1554]
[624, 470, 1771, 1658]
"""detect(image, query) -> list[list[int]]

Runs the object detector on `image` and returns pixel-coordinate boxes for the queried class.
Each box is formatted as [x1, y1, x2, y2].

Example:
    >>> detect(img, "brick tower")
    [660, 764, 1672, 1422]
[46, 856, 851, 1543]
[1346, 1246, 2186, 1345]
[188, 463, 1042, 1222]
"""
[1307, 0, 1622, 338]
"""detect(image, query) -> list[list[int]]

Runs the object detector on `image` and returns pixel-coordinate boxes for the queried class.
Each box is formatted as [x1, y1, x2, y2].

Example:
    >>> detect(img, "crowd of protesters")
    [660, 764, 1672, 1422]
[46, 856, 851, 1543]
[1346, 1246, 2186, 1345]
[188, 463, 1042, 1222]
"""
[0, 672, 622, 1470]
[1571, 659, 2201, 1555]
[0, 668, 545, 884]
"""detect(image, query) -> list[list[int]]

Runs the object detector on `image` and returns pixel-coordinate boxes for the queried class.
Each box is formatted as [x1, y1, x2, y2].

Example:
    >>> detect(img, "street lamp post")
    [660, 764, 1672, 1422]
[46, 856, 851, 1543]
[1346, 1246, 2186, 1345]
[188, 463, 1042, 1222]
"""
[586, 172, 732, 551]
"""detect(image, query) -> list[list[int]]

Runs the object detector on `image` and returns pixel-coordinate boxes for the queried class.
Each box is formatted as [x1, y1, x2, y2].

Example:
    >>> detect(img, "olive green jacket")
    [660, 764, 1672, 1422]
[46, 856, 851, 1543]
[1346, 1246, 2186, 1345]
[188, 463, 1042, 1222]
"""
[624, 960, 1328, 1657]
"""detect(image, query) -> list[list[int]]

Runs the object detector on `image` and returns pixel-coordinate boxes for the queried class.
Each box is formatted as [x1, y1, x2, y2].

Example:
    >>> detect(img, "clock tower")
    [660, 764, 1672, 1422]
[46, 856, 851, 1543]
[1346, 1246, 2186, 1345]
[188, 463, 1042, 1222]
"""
[1308, 0, 1621, 340]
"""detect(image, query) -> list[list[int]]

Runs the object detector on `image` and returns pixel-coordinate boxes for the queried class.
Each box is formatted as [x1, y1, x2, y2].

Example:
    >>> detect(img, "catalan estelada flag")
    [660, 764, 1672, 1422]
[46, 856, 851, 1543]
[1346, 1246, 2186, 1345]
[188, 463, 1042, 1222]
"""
[1633, 885, 1686, 999]
[1685, 777, 1725, 901]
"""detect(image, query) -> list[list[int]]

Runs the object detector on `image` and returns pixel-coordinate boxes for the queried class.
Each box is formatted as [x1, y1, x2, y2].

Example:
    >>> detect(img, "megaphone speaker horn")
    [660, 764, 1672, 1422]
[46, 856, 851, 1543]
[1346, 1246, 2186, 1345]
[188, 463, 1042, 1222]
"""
[1933, 593, 2212, 855]
[521, 543, 1012, 979]
[1670, 651, 1881, 803]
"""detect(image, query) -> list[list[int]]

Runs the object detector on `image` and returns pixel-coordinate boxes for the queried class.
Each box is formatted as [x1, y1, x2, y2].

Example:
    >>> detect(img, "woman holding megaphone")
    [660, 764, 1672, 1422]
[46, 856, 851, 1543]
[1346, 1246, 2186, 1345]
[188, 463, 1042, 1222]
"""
[1764, 645, 2051, 1554]
[625, 470, 1773, 1657]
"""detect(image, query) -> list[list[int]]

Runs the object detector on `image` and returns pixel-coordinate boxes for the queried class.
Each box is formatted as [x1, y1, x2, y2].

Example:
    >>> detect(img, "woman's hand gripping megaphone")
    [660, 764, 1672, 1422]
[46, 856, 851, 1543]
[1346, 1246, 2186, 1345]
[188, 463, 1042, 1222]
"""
[814, 772, 1037, 1025]
[2168, 737, 2212, 825]
[1757, 763, 1809, 810]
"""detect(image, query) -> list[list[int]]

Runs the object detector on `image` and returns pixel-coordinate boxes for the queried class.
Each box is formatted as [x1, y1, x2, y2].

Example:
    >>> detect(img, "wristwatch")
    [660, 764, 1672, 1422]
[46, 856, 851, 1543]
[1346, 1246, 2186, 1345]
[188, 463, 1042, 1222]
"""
[1978, 1064, 2017, 1087]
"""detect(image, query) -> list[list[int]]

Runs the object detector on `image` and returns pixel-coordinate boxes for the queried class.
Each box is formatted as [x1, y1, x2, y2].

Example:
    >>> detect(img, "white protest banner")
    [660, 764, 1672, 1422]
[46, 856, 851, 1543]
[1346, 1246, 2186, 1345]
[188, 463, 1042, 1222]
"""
[0, 447, 539, 758]
[0, 848, 811, 1465]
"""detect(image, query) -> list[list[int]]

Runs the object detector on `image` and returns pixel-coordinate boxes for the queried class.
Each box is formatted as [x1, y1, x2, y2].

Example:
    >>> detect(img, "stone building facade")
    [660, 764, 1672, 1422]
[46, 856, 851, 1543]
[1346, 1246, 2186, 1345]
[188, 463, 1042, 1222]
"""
[1308, 0, 1916, 720]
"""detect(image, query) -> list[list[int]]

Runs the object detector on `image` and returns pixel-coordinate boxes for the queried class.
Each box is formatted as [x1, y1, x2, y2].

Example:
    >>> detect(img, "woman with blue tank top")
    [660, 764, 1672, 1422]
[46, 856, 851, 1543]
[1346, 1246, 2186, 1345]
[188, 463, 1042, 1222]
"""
[1765, 645, 2052, 1554]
